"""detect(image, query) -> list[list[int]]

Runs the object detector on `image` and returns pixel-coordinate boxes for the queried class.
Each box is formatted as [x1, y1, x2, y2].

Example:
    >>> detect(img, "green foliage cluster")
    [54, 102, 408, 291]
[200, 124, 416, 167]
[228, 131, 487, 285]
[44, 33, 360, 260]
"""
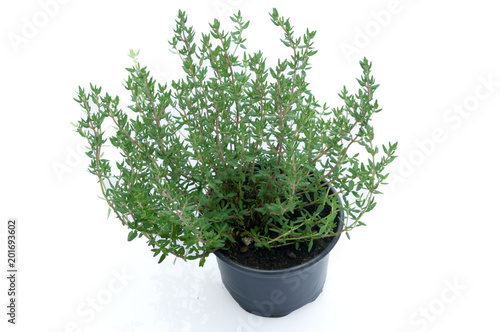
[75, 9, 397, 266]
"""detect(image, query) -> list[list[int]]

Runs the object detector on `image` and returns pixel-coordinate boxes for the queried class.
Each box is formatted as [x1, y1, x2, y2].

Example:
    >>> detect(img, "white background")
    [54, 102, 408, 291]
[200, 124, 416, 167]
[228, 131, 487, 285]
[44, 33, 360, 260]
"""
[1, 0, 499, 331]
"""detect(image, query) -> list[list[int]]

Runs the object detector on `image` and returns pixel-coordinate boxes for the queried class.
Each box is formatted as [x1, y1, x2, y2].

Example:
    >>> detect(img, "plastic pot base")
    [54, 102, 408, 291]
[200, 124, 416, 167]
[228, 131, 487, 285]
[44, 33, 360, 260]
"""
[215, 247, 334, 317]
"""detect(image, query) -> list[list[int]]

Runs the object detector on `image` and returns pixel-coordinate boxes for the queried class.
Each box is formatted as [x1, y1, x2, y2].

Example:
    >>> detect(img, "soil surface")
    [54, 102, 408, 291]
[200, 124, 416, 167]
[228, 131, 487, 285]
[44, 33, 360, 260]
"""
[218, 236, 333, 270]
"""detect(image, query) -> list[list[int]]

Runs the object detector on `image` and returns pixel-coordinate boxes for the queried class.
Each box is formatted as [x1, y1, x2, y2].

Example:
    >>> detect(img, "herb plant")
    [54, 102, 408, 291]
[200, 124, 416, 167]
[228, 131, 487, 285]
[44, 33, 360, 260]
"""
[75, 9, 397, 266]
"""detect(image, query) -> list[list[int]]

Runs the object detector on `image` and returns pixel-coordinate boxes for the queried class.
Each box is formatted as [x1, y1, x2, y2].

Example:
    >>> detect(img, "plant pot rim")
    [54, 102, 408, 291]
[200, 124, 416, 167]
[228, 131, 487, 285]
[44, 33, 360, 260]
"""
[213, 209, 344, 275]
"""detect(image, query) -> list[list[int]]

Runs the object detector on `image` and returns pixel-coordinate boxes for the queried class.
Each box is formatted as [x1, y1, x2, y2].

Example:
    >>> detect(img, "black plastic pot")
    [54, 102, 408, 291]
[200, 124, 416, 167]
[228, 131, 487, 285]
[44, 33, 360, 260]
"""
[214, 186, 344, 317]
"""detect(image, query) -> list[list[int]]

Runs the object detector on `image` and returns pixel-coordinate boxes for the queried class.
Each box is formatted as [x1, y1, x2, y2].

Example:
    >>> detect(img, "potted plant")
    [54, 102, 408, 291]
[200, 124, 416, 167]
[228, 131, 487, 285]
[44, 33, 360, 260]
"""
[74, 8, 397, 317]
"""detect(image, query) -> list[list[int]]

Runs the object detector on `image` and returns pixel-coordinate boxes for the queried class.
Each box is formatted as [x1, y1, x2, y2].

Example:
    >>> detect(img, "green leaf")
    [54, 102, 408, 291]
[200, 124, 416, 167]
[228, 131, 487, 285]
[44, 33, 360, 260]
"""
[318, 225, 327, 235]
[158, 252, 167, 264]
[127, 230, 138, 241]
[315, 204, 324, 215]
[199, 256, 206, 267]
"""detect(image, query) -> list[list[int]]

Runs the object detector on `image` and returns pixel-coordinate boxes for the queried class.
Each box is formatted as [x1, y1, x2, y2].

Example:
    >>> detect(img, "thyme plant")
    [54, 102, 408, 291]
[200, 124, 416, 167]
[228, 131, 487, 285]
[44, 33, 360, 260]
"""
[75, 9, 397, 266]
